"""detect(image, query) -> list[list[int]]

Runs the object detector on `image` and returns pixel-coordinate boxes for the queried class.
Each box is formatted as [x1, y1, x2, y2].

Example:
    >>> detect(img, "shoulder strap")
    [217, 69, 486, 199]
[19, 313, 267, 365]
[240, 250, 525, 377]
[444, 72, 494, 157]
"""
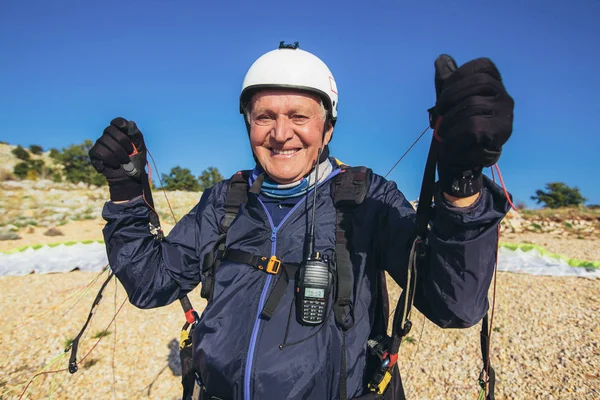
[331, 165, 372, 331]
[331, 165, 372, 400]
[220, 170, 252, 233]
[200, 170, 251, 301]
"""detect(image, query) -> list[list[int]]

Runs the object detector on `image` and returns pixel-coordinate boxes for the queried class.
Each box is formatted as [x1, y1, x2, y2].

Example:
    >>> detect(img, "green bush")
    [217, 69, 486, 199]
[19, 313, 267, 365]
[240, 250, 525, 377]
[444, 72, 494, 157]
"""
[29, 144, 44, 155]
[12, 145, 30, 161]
[28, 159, 44, 174]
[13, 162, 29, 179]
[531, 182, 587, 209]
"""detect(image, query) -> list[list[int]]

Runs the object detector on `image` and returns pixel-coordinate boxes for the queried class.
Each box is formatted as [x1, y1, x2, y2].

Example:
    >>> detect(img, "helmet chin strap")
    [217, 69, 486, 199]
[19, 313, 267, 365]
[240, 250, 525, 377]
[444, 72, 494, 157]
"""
[318, 116, 332, 163]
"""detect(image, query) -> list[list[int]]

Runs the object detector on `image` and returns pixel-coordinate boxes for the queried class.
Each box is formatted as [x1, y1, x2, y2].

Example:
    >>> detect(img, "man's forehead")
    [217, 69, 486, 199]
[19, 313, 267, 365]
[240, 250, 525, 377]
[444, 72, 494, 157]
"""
[250, 89, 322, 110]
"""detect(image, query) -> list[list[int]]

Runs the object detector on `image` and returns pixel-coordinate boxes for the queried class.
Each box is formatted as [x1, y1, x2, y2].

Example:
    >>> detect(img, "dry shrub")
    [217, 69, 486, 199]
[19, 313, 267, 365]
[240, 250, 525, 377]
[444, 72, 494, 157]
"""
[25, 169, 39, 180]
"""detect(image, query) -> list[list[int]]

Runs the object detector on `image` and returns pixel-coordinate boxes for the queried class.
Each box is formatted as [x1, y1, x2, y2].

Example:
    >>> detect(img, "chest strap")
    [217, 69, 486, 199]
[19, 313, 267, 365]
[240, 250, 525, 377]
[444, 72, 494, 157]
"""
[219, 248, 298, 320]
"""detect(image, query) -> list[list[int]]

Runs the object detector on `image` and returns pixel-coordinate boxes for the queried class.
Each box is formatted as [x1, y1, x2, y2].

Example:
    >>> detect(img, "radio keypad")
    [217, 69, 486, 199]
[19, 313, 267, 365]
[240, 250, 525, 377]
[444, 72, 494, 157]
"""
[303, 300, 325, 322]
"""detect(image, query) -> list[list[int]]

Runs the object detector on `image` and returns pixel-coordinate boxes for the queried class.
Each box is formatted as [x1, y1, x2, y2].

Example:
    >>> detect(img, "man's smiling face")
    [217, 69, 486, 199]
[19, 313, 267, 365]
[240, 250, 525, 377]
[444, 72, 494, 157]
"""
[248, 89, 333, 184]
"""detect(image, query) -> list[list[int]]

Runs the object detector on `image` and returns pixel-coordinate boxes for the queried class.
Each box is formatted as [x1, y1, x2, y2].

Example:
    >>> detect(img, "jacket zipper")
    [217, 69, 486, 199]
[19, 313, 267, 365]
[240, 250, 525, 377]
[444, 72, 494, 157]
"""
[242, 168, 341, 400]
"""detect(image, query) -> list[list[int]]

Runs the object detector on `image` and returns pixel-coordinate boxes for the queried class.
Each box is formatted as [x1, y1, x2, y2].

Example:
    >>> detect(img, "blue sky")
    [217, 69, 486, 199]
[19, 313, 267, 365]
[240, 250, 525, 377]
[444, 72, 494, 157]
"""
[1, 0, 599, 206]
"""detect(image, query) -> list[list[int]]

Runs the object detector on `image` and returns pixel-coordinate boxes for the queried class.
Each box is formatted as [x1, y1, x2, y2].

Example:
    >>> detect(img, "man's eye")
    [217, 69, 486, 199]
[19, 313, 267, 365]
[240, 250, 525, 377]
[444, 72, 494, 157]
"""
[254, 114, 273, 122]
[292, 115, 308, 120]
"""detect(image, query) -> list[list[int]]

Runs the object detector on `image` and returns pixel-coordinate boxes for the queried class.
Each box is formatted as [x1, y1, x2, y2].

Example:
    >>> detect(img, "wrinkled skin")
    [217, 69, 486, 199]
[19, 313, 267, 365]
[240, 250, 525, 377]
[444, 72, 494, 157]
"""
[248, 90, 333, 184]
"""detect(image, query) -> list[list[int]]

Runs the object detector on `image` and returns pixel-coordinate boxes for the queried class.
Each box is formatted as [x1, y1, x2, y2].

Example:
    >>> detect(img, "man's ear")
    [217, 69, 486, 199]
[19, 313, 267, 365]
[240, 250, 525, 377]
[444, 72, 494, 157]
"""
[323, 120, 334, 146]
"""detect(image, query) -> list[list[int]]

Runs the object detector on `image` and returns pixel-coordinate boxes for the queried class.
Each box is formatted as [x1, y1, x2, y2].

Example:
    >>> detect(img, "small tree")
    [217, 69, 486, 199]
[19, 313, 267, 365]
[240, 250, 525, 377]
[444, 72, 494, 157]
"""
[162, 166, 201, 191]
[55, 140, 100, 185]
[12, 145, 30, 161]
[531, 182, 587, 208]
[29, 145, 44, 155]
[13, 162, 29, 179]
[198, 167, 224, 191]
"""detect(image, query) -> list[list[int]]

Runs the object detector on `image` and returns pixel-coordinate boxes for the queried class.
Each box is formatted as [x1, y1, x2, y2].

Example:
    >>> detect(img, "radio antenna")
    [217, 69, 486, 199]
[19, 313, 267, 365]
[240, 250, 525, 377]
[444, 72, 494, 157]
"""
[307, 148, 322, 258]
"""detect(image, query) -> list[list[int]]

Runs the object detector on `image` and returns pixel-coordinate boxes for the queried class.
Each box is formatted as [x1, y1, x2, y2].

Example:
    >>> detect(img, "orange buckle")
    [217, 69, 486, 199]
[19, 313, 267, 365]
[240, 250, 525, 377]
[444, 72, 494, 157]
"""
[258, 256, 281, 275]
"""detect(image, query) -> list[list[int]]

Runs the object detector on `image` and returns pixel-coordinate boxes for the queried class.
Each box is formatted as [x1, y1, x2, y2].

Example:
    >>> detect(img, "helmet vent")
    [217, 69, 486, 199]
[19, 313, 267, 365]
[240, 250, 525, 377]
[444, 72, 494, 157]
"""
[279, 41, 299, 50]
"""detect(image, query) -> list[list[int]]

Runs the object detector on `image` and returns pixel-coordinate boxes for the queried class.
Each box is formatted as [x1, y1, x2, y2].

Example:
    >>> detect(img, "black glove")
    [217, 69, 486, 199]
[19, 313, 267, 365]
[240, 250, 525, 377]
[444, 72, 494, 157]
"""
[429, 55, 514, 197]
[89, 117, 147, 201]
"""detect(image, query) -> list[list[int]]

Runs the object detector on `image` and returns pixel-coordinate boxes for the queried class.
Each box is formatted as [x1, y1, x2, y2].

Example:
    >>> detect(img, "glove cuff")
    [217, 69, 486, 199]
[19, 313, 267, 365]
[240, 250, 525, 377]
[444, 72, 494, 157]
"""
[438, 165, 483, 198]
[109, 180, 143, 202]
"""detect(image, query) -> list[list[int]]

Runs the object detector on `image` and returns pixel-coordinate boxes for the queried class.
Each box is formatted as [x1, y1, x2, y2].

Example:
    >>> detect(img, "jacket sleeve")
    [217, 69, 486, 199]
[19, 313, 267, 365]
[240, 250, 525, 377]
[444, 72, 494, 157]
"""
[101, 183, 226, 309]
[375, 175, 510, 328]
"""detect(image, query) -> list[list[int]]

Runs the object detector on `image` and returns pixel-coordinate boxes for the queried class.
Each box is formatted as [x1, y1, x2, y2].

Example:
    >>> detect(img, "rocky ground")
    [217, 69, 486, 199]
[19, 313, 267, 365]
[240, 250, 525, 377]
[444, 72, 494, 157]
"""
[1, 179, 599, 399]
[0, 270, 598, 400]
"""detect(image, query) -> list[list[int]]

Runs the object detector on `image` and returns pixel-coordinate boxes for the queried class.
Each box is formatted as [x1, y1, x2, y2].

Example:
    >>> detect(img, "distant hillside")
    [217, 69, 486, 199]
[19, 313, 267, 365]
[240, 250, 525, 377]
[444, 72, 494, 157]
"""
[503, 207, 599, 238]
[0, 143, 63, 181]
[0, 178, 202, 240]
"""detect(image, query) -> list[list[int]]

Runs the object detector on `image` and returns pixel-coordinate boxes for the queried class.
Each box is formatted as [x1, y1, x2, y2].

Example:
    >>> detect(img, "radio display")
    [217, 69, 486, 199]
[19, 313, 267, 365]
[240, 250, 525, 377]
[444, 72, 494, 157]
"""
[305, 288, 325, 298]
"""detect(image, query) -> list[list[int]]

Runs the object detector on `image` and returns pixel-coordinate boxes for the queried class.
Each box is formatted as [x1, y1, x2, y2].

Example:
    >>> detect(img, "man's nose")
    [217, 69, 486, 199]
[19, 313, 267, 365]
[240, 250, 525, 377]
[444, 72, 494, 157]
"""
[271, 116, 294, 142]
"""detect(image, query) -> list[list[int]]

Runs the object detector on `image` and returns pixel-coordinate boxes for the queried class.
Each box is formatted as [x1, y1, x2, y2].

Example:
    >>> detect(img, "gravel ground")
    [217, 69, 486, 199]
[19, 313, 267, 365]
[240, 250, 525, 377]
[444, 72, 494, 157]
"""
[1, 269, 598, 400]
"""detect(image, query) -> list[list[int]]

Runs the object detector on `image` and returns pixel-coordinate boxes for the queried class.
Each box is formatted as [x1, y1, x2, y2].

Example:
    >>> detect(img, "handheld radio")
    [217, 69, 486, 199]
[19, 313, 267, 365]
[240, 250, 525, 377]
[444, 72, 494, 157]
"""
[296, 149, 333, 326]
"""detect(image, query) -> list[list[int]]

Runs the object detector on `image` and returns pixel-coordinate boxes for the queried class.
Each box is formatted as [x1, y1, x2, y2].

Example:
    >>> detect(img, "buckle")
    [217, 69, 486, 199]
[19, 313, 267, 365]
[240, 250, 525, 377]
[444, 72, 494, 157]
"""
[257, 256, 281, 275]
[369, 370, 393, 395]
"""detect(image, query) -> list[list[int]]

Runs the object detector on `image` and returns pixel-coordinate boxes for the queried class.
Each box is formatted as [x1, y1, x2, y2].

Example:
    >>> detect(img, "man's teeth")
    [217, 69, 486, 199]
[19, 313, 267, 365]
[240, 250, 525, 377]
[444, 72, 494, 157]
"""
[272, 149, 298, 155]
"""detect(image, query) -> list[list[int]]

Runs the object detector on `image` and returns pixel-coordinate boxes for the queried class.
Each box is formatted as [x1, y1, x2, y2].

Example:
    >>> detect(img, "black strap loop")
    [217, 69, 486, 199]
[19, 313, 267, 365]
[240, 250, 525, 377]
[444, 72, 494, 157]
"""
[479, 313, 495, 400]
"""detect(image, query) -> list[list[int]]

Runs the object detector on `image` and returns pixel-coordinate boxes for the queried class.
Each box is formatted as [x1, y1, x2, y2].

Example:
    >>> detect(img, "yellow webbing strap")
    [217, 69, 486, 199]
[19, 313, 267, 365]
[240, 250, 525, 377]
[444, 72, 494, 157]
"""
[369, 370, 393, 395]
[180, 329, 190, 349]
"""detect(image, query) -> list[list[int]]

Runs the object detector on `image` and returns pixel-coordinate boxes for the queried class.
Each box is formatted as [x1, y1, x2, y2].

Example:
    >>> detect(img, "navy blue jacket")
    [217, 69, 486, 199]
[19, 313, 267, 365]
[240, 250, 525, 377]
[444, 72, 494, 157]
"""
[102, 164, 510, 400]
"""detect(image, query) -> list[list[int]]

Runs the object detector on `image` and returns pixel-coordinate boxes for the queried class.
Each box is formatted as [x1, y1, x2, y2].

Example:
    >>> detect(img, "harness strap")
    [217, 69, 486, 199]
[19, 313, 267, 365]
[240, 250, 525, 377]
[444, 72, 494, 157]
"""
[219, 248, 298, 320]
[331, 166, 372, 331]
[200, 171, 252, 302]
[331, 166, 372, 400]
[220, 248, 282, 275]
[261, 264, 298, 319]
[220, 172, 249, 232]
[340, 331, 348, 400]
[200, 233, 225, 302]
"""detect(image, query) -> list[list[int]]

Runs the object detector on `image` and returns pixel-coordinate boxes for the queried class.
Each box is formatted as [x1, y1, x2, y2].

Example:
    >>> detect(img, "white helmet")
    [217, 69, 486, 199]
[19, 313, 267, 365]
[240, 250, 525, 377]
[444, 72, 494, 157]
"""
[240, 42, 338, 124]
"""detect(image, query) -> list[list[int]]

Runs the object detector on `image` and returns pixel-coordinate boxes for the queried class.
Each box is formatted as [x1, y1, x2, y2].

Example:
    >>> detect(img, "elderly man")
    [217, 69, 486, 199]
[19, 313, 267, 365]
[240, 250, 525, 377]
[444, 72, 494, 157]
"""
[89, 43, 513, 400]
